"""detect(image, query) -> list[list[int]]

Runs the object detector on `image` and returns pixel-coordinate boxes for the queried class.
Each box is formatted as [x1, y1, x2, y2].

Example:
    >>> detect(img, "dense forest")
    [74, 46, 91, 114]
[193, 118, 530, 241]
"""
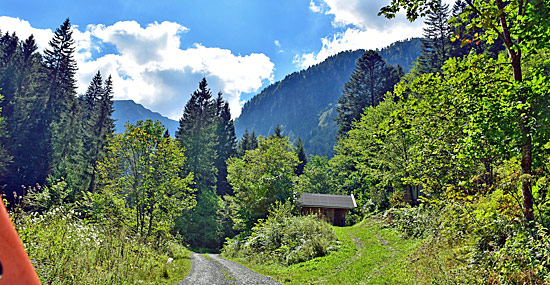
[1, 0, 550, 283]
[235, 38, 422, 157]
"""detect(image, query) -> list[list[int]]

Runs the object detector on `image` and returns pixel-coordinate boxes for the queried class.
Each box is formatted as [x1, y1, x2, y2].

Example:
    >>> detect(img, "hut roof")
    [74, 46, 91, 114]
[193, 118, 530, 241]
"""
[297, 193, 357, 209]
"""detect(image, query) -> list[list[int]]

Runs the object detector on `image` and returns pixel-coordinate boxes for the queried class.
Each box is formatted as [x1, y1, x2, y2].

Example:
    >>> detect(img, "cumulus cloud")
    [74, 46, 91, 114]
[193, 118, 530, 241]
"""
[0, 17, 274, 119]
[0, 16, 53, 49]
[301, 0, 424, 68]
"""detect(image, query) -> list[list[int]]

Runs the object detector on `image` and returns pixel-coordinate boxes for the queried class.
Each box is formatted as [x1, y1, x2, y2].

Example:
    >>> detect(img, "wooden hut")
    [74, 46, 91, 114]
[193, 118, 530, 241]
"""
[297, 193, 357, 226]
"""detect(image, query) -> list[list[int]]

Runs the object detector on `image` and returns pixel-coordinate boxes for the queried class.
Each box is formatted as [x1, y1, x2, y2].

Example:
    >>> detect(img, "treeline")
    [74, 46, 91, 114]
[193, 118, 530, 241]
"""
[0, 19, 115, 201]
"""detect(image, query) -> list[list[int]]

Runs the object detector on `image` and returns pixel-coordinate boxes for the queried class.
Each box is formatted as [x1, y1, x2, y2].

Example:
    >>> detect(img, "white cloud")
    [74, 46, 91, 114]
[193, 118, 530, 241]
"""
[299, 0, 424, 68]
[0, 17, 274, 119]
[308, 0, 322, 13]
[0, 16, 53, 49]
[294, 25, 422, 68]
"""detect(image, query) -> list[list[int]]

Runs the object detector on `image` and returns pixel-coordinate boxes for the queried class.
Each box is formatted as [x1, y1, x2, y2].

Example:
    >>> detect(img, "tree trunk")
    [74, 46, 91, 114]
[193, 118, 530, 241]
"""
[512, 51, 534, 222]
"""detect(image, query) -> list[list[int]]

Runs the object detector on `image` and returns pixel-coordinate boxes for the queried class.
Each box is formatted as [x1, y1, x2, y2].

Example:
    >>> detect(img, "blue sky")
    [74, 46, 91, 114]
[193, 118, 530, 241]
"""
[0, 0, 426, 119]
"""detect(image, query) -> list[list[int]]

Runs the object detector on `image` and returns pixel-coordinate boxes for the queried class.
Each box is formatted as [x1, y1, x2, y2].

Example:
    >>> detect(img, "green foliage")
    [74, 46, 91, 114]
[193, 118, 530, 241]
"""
[335, 96, 417, 209]
[236, 129, 258, 157]
[95, 120, 195, 239]
[175, 190, 223, 250]
[227, 136, 299, 231]
[176, 78, 218, 193]
[214, 92, 237, 196]
[14, 205, 192, 284]
[390, 53, 550, 195]
[23, 178, 70, 212]
[0, 93, 12, 180]
[79, 72, 115, 194]
[294, 155, 334, 195]
[223, 202, 338, 265]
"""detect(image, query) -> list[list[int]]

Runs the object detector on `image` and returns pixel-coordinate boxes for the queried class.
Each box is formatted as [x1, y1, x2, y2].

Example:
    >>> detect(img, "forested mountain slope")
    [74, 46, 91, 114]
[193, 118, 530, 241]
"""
[235, 38, 422, 156]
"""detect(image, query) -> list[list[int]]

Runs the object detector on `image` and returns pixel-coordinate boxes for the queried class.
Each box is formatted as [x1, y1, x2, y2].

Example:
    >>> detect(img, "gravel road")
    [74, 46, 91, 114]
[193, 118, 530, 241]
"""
[179, 253, 280, 285]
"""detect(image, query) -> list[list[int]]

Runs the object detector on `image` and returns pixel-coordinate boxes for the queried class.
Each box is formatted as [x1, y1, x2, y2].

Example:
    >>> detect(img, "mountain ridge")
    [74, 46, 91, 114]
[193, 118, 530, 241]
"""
[235, 38, 422, 157]
[112, 100, 179, 136]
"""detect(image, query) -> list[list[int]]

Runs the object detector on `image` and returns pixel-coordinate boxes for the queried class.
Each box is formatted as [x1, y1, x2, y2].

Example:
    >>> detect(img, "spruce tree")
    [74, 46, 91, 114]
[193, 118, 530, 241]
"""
[0, 94, 12, 187]
[43, 18, 84, 192]
[80, 71, 103, 192]
[418, 0, 453, 74]
[0, 32, 50, 194]
[176, 78, 218, 192]
[294, 137, 307, 176]
[336, 50, 403, 137]
[175, 78, 223, 249]
[237, 129, 259, 157]
[78, 72, 115, 193]
[273, 124, 283, 138]
[214, 92, 237, 196]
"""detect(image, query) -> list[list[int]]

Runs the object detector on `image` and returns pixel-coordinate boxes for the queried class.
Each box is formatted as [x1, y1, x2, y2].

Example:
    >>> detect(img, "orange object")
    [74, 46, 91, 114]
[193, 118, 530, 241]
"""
[0, 199, 41, 284]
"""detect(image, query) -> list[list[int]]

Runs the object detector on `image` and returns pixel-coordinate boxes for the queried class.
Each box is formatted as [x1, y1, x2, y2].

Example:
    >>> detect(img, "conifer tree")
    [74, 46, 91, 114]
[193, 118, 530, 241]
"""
[418, 0, 453, 74]
[273, 124, 283, 138]
[294, 137, 307, 176]
[78, 72, 115, 193]
[214, 92, 237, 196]
[336, 50, 403, 137]
[0, 94, 12, 187]
[237, 129, 258, 157]
[175, 78, 223, 249]
[43, 18, 84, 191]
[0, 32, 50, 193]
[176, 78, 218, 192]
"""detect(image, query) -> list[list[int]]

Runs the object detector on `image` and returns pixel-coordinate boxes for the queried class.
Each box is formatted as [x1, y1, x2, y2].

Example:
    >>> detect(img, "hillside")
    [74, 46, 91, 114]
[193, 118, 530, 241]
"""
[235, 38, 422, 157]
[112, 100, 179, 136]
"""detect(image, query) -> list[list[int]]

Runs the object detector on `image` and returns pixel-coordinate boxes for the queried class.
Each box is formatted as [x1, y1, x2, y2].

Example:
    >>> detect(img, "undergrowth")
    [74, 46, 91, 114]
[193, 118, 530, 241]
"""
[12, 205, 192, 284]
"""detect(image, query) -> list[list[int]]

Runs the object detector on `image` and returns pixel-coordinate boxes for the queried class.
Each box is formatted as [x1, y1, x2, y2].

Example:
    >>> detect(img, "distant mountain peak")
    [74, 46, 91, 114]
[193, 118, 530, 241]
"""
[112, 100, 179, 136]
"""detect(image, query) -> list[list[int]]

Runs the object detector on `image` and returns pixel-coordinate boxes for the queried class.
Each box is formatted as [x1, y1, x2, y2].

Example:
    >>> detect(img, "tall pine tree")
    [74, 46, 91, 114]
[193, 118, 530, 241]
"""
[418, 0, 453, 74]
[336, 50, 403, 137]
[176, 77, 218, 192]
[237, 129, 258, 157]
[214, 92, 237, 196]
[79, 71, 115, 193]
[43, 18, 84, 192]
[175, 78, 222, 249]
[0, 32, 50, 194]
[294, 137, 307, 176]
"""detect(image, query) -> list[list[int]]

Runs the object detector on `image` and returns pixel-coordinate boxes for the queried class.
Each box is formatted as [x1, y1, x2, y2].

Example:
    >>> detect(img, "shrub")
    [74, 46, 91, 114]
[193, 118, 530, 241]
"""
[222, 202, 338, 265]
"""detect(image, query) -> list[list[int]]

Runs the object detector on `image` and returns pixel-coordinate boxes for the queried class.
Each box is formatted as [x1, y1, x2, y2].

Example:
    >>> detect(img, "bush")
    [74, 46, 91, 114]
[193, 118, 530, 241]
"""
[222, 202, 338, 265]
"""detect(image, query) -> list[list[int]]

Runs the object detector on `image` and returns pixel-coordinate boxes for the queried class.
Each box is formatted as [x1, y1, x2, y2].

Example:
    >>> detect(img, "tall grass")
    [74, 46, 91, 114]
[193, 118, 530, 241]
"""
[13, 205, 191, 284]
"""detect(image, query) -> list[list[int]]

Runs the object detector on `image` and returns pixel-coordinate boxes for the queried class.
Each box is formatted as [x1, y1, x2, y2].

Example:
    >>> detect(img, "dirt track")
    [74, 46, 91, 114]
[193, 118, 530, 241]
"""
[179, 253, 280, 285]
